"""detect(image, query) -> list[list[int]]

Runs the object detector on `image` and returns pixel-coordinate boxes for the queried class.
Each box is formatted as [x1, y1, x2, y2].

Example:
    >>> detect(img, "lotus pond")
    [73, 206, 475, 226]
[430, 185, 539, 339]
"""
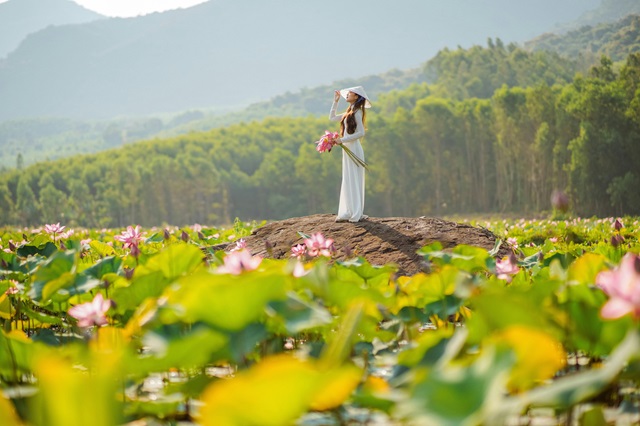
[0, 216, 639, 425]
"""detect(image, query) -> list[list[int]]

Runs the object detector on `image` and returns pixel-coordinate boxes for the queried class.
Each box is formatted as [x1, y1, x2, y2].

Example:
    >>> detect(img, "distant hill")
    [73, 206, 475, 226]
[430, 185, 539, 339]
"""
[527, 14, 640, 62]
[0, 0, 105, 58]
[156, 67, 426, 137]
[0, 66, 424, 168]
[0, 0, 600, 121]
[555, 0, 640, 32]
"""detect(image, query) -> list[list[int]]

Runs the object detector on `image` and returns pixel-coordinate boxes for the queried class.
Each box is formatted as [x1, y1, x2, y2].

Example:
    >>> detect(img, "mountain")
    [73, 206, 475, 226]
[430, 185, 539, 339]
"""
[555, 0, 640, 32]
[0, 66, 424, 169]
[0, 0, 105, 59]
[0, 0, 600, 121]
[527, 14, 640, 62]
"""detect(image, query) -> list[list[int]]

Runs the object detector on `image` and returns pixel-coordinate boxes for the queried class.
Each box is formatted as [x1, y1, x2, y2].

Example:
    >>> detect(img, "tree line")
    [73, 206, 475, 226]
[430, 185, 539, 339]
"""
[525, 14, 640, 62]
[0, 52, 638, 227]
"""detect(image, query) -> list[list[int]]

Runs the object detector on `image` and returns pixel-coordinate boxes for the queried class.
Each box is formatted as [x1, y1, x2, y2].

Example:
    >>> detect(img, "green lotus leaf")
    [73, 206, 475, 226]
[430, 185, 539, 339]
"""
[161, 271, 287, 331]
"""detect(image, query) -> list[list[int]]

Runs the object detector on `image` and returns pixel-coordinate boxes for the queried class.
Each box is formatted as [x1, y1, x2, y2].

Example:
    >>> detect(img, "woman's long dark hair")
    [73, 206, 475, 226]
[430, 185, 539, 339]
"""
[340, 95, 367, 137]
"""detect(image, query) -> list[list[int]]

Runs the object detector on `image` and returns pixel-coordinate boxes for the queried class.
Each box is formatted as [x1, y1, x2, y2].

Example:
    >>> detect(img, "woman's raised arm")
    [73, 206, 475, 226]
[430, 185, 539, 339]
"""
[329, 90, 343, 122]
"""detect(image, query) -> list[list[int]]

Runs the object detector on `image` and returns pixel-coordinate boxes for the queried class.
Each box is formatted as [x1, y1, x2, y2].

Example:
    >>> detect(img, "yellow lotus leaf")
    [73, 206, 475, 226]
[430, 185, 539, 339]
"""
[309, 364, 362, 411]
[198, 355, 321, 426]
[6, 330, 30, 342]
[494, 325, 566, 392]
[0, 294, 11, 320]
[362, 376, 390, 393]
[568, 253, 606, 286]
[0, 395, 22, 425]
[90, 326, 128, 354]
[33, 355, 121, 426]
[199, 354, 364, 425]
[123, 298, 158, 337]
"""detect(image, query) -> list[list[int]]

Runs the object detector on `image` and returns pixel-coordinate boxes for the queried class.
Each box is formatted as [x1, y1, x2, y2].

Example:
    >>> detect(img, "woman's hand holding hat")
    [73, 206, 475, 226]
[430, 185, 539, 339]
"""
[334, 90, 340, 102]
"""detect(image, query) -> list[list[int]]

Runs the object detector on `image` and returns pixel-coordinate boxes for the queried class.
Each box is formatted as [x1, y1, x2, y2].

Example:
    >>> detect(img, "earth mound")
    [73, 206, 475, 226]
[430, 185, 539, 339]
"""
[220, 214, 511, 275]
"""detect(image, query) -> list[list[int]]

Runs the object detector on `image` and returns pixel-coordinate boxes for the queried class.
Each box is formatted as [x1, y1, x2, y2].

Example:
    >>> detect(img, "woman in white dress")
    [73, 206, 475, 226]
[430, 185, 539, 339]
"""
[330, 85, 371, 223]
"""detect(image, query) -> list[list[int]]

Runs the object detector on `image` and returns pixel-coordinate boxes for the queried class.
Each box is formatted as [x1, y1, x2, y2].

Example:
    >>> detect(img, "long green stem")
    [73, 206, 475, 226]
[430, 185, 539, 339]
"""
[341, 145, 369, 170]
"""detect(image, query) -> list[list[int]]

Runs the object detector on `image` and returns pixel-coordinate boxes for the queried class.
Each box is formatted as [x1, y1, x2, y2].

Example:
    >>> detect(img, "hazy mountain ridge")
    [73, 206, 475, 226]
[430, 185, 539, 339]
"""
[554, 0, 640, 33]
[155, 67, 427, 137]
[527, 14, 640, 62]
[0, 0, 105, 58]
[0, 67, 424, 168]
[0, 0, 600, 121]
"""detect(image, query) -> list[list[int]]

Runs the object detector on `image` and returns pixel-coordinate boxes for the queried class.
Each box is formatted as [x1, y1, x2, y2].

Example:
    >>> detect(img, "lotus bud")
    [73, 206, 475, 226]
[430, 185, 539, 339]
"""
[614, 219, 624, 231]
[611, 234, 625, 248]
[551, 190, 569, 212]
[181, 230, 190, 242]
[163, 228, 171, 240]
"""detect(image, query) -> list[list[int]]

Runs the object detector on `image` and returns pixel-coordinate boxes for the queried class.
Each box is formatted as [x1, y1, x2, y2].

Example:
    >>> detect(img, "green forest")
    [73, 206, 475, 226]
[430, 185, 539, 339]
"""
[0, 44, 639, 227]
[527, 14, 640, 61]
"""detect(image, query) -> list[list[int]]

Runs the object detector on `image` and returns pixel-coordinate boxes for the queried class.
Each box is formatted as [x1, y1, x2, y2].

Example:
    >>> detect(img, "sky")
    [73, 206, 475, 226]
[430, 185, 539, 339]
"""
[72, 0, 209, 17]
[0, 0, 209, 17]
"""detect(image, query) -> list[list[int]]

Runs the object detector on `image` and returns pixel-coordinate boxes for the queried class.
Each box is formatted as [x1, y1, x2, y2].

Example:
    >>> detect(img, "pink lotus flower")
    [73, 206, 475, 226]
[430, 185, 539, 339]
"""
[596, 253, 640, 319]
[549, 237, 558, 243]
[315, 131, 339, 153]
[291, 244, 306, 258]
[59, 229, 75, 239]
[314, 130, 369, 169]
[507, 237, 518, 249]
[292, 261, 309, 277]
[44, 223, 66, 234]
[230, 238, 247, 252]
[217, 249, 262, 275]
[304, 232, 335, 258]
[114, 225, 143, 249]
[5, 284, 19, 295]
[68, 293, 111, 327]
[495, 254, 519, 282]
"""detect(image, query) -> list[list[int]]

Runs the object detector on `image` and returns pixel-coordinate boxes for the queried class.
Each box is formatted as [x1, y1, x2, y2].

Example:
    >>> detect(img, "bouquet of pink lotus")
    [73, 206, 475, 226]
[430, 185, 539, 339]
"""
[315, 131, 368, 169]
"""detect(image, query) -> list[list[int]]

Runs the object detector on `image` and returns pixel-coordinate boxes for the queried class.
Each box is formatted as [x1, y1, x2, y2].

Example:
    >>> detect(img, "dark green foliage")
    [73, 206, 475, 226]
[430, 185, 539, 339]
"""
[527, 14, 640, 62]
[424, 41, 580, 99]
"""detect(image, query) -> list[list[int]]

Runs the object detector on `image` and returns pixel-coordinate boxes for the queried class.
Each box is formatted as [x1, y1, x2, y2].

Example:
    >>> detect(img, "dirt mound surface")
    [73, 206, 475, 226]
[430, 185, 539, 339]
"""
[220, 214, 511, 275]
